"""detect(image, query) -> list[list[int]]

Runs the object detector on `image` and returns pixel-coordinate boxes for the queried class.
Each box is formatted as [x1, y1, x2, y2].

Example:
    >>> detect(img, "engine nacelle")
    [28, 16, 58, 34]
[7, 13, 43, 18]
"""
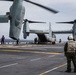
[73, 23, 76, 40]
[23, 32, 29, 39]
[0, 15, 9, 23]
[9, 25, 21, 40]
[23, 20, 30, 39]
[9, 4, 25, 40]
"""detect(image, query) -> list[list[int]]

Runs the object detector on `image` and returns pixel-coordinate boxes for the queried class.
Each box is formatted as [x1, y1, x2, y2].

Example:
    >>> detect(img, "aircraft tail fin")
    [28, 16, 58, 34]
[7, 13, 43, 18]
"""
[49, 22, 52, 39]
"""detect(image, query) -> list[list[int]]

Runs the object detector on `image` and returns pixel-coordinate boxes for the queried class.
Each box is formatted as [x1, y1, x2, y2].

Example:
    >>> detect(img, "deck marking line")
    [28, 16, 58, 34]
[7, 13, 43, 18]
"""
[0, 63, 18, 69]
[39, 63, 67, 75]
[48, 55, 56, 58]
[31, 58, 41, 61]
[0, 50, 60, 55]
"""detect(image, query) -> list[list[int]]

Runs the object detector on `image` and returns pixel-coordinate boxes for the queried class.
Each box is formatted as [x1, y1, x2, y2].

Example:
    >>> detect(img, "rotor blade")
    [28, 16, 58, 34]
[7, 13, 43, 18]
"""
[28, 20, 46, 23]
[24, 19, 46, 23]
[56, 21, 74, 24]
[24, 0, 58, 13]
[0, 0, 14, 1]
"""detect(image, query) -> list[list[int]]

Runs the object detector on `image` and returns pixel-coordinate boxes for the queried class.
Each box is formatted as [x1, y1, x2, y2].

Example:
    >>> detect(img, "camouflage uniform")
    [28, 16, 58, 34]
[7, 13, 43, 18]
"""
[64, 40, 76, 72]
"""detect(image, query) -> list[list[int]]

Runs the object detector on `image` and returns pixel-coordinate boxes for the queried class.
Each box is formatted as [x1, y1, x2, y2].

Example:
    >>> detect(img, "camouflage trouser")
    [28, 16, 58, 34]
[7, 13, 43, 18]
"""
[66, 53, 76, 71]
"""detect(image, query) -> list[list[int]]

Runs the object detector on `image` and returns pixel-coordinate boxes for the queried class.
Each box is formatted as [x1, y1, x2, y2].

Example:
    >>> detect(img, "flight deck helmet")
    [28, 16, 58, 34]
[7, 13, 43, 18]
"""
[68, 35, 73, 40]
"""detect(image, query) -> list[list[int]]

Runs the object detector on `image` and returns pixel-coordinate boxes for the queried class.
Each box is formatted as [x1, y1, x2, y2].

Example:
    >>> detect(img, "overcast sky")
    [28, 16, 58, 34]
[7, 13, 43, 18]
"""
[0, 0, 76, 41]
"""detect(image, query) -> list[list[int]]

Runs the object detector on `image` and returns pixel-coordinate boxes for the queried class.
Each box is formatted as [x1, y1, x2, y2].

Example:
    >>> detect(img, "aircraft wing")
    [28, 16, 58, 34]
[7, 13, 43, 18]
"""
[30, 30, 49, 34]
[0, 15, 9, 23]
[52, 30, 72, 34]
[29, 30, 72, 34]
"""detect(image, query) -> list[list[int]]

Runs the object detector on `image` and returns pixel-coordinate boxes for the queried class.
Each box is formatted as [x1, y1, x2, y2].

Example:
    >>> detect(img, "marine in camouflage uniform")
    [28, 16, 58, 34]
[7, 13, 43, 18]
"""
[64, 35, 76, 72]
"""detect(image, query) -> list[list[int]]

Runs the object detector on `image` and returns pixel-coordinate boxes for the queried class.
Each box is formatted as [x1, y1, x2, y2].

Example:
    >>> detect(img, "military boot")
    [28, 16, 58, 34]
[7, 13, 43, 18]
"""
[65, 69, 71, 72]
[74, 69, 76, 73]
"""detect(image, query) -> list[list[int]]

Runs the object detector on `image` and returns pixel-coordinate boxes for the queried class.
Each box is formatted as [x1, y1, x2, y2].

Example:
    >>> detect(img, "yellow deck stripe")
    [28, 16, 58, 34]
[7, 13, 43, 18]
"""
[0, 50, 60, 55]
[39, 63, 67, 75]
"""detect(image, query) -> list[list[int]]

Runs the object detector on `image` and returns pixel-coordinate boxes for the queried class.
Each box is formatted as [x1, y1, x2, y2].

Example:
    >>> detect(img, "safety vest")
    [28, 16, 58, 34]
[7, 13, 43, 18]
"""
[67, 40, 76, 53]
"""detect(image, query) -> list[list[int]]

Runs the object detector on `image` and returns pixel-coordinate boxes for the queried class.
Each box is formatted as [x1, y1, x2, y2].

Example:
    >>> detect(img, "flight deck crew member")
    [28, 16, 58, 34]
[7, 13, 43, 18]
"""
[16, 38, 20, 45]
[1, 35, 5, 44]
[64, 35, 76, 72]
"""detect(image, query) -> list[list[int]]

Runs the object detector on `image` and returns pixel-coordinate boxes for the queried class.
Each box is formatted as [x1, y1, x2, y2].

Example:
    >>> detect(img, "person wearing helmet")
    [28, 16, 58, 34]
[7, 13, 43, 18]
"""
[64, 35, 76, 72]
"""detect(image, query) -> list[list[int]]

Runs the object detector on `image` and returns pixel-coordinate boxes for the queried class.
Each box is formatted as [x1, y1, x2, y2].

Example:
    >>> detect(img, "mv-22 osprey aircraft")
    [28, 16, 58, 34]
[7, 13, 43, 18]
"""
[0, 0, 58, 40]
[23, 20, 72, 44]
[23, 20, 56, 44]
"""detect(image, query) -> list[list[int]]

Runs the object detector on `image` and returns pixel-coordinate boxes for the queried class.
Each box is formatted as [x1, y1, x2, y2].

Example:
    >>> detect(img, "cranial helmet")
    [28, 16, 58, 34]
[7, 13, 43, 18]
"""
[68, 35, 73, 40]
